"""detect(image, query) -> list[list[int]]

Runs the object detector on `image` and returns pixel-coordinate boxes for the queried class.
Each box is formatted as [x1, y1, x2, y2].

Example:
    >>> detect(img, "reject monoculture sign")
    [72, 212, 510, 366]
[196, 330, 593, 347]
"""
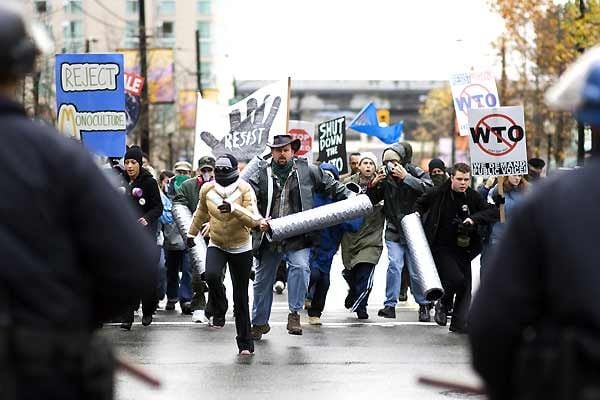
[56, 53, 126, 157]
[450, 70, 500, 136]
[317, 117, 347, 174]
[467, 106, 528, 176]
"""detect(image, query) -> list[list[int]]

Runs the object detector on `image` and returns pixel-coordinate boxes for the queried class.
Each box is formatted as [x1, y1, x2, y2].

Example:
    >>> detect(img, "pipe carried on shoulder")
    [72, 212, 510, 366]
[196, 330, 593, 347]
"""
[172, 204, 207, 276]
[401, 212, 444, 302]
[267, 194, 373, 242]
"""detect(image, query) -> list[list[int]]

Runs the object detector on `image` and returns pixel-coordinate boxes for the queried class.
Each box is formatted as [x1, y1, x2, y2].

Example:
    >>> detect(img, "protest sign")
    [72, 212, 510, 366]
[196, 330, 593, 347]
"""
[450, 70, 500, 136]
[288, 120, 314, 162]
[121, 48, 175, 103]
[124, 72, 144, 134]
[317, 116, 347, 174]
[193, 79, 289, 167]
[467, 106, 528, 177]
[56, 53, 126, 157]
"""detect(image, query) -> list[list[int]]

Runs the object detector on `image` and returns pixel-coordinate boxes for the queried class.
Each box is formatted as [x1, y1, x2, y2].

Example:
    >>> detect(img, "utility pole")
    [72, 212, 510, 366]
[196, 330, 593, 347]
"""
[577, 0, 586, 166]
[139, 0, 150, 157]
[195, 29, 202, 95]
[499, 37, 507, 100]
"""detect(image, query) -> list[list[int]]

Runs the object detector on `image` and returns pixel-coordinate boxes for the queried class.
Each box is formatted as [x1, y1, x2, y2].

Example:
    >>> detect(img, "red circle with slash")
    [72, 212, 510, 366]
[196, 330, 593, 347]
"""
[474, 113, 519, 157]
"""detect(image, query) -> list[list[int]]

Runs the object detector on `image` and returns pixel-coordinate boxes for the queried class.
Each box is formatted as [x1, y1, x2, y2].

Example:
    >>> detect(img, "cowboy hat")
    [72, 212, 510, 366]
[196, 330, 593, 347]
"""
[267, 134, 301, 152]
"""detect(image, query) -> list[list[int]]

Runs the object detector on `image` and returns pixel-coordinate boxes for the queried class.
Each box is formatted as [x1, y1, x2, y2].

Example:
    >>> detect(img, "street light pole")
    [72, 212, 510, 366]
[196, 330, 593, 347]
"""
[195, 29, 202, 95]
[138, 0, 150, 157]
[577, 0, 586, 165]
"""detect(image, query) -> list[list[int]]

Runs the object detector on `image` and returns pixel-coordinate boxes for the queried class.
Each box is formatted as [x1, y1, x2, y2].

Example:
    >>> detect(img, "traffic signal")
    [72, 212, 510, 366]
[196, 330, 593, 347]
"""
[377, 109, 390, 126]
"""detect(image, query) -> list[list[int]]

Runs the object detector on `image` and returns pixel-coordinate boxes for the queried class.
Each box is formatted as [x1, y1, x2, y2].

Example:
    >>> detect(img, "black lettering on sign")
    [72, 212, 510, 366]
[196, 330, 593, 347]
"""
[470, 125, 525, 144]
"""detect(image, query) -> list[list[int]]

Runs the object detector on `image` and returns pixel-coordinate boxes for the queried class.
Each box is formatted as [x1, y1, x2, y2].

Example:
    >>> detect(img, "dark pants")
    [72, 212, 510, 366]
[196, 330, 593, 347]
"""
[433, 246, 472, 329]
[276, 261, 287, 283]
[342, 263, 375, 313]
[165, 249, 192, 303]
[399, 256, 410, 297]
[308, 268, 330, 317]
[205, 247, 253, 352]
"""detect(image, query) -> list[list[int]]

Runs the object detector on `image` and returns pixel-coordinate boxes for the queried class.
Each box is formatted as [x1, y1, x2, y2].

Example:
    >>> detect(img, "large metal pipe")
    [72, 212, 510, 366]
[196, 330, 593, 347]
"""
[401, 212, 444, 302]
[172, 204, 206, 275]
[267, 194, 372, 242]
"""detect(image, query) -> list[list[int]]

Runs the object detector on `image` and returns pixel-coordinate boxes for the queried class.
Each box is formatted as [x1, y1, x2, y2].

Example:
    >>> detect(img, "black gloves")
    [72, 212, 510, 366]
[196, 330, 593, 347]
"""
[492, 192, 505, 206]
[217, 201, 231, 213]
[186, 237, 196, 248]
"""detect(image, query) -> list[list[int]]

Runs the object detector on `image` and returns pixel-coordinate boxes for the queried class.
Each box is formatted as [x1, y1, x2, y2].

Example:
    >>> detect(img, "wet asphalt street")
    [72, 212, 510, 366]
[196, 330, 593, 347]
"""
[102, 251, 484, 400]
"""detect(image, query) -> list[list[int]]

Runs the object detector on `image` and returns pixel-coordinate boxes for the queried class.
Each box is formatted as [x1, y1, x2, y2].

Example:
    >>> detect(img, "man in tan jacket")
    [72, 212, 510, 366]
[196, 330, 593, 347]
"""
[187, 154, 262, 354]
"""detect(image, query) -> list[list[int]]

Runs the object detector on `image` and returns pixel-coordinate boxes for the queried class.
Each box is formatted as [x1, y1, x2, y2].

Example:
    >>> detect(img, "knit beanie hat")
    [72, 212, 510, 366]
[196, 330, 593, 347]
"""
[428, 158, 446, 173]
[124, 145, 143, 165]
[214, 154, 240, 186]
[359, 152, 378, 166]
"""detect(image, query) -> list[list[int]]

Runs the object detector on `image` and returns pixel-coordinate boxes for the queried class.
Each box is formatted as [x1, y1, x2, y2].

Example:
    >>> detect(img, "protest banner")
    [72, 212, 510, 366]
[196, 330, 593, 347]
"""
[467, 105, 528, 177]
[288, 120, 314, 162]
[121, 48, 175, 104]
[193, 79, 289, 167]
[450, 70, 500, 136]
[317, 116, 347, 174]
[55, 53, 126, 157]
[178, 90, 197, 129]
[124, 72, 144, 134]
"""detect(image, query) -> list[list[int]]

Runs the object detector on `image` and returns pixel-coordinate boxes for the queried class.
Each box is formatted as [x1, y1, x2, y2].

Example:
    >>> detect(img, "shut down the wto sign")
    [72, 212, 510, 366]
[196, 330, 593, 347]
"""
[201, 96, 281, 160]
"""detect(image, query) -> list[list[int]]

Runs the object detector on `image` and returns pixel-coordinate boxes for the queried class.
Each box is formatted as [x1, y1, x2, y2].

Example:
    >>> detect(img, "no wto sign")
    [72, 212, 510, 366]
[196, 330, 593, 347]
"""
[467, 106, 529, 177]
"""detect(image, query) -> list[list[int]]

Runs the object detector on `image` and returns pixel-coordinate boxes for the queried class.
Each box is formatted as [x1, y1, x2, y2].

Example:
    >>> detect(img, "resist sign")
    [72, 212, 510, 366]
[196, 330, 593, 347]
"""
[467, 106, 528, 177]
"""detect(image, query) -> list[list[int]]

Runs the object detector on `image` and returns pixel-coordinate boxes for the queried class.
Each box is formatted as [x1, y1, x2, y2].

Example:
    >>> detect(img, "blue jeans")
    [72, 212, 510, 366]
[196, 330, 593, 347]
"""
[166, 249, 193, 303]
[252, 246, 311, 325]
[384, 240, 427, 307]
[158, 247, 167, 301]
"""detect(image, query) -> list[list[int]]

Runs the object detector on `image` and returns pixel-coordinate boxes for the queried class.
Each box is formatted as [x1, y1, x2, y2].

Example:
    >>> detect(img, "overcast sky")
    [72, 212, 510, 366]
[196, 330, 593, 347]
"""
[220, 0, 505, 81]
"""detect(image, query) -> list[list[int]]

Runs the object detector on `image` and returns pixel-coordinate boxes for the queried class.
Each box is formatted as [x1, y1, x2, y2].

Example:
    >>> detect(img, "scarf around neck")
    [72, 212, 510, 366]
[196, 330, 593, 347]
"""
[271, 159, 294, 185]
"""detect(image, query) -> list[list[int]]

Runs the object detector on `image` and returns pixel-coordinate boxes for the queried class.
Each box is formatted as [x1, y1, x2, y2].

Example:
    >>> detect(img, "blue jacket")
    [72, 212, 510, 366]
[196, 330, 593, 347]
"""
[489, 186, 526, 243]
[309, 163, 363, 273]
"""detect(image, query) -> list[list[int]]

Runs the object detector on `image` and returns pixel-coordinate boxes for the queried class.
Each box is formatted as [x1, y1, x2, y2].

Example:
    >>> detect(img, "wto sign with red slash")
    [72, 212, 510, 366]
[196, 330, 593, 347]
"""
[467, 106, 528, 176]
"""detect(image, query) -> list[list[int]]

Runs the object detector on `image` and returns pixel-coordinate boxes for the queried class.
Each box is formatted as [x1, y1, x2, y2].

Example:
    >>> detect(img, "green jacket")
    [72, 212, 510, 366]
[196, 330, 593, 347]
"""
[340, 174, 385, 270]
[173, 177, 205, 213]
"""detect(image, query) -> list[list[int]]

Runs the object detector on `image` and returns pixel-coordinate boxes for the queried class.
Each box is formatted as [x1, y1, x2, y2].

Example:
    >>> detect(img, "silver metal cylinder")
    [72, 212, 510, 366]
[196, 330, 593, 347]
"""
[240, 155, 262, 182]
[267, 194, 372, 242]
[172, 204, 206, 275]
[401, 212, 444, 302]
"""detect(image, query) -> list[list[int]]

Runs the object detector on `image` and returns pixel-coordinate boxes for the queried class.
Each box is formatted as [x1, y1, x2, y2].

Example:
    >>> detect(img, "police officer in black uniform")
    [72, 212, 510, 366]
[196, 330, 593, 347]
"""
[0, 4, 158, 400]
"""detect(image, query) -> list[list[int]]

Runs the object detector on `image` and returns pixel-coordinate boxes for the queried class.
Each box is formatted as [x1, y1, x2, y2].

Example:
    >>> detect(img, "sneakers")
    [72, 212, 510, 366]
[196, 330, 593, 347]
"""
[165, 300, 176, 311]
[120, 321, 132, 331]
[239, 349, 254, 356]
[141, 314, 153, 326]
[377, 306, 396, 319]
[274, 280, 285, 294]
[191, 310, 207, 323]
[356, 310, 369, 320]
[211, 316, 225, 328]
[434, 301, 448, 326]
[344, 291, 355, 309]
[418, 304, 431, 322]
[181, 301, 193, 315]
[251, 324, 271, 340]
[308, 316, 322, 325]
[287, 312, 303, 335]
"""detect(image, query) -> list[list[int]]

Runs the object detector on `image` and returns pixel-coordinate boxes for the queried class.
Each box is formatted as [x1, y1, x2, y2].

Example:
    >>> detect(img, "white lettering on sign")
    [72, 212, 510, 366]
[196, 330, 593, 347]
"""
[61, 63, 120, 92]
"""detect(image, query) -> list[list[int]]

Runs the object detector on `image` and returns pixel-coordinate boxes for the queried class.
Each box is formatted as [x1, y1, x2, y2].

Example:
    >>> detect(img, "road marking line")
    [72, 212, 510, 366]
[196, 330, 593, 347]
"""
[105, 321, 438, 327]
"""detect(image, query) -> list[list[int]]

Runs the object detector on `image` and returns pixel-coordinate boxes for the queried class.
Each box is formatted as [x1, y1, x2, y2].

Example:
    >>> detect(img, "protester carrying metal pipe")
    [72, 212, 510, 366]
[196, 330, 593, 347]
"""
[187, 154, 260, 355]
[415, 163, 498, 333]
[367, 142, 434, 322]
[248, 134, 354, 338]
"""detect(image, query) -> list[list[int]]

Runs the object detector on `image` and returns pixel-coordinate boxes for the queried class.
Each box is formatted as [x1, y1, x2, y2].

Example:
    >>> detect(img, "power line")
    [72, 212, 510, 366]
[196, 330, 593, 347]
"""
[74, 3, 127, 31]
[91, 0, 129, 22]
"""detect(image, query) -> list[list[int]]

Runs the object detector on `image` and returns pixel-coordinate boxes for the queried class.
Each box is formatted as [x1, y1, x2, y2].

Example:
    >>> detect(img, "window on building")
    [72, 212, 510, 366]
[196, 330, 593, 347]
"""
[64, 0, 83, 14]
[159, 21, 175, 38]
[35, 1, 48, 13]
[199, 61, 212, 78]
[158, 0, 176, 15]
[197, 0, 211, 14]
[199, 41, 212, 57]
[63, 20, 83, 39]
[123, 20, 139, 48]
[126, 0, 138, 15]
[197, 21, 211, 39]
[65, 40, 84, 53]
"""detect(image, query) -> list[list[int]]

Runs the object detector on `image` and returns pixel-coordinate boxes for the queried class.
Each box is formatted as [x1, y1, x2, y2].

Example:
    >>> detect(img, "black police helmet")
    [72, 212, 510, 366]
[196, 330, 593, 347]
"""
[0, 4, 37, 78]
